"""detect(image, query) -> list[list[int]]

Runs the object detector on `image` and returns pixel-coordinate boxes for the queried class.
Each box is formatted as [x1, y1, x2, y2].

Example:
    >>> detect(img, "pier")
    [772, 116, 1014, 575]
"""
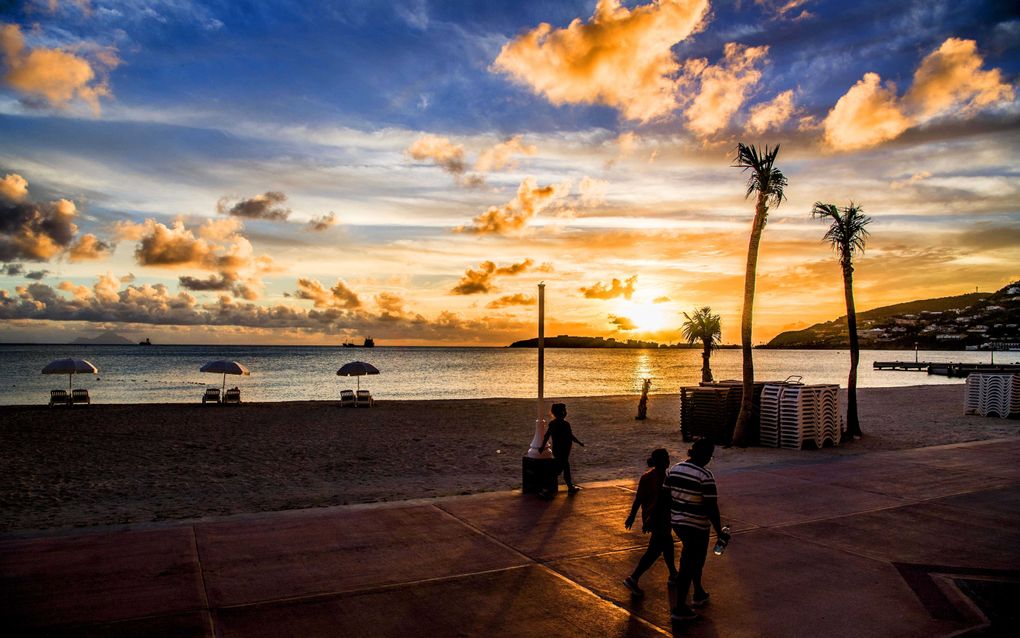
[874, 361, 1020, 377]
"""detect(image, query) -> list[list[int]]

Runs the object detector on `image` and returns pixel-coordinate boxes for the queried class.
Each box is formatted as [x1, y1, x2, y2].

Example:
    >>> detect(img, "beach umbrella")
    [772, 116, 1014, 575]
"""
[337, 361, 379, 390]
[200, 360, 250, 393]
[42, 358, 98, 390]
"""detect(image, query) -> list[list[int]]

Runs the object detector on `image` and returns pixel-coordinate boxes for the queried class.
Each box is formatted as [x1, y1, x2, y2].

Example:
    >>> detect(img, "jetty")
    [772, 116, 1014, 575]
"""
[874, 360, 1020, 377]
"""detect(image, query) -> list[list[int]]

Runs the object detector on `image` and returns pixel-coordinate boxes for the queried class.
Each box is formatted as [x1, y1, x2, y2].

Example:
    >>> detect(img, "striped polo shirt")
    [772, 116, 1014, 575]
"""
[665, 460, 717, 530]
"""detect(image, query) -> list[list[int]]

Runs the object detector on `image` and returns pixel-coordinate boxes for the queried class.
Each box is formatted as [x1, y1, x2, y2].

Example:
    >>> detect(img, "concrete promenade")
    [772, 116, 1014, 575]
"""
[2, 438, 1018, 637]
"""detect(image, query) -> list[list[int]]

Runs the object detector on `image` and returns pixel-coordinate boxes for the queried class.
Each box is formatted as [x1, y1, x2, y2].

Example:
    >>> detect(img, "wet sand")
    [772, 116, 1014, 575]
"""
[1, 384, 1016, 533]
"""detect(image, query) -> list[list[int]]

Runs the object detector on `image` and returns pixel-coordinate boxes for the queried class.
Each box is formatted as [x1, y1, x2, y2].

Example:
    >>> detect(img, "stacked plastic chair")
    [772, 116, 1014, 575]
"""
[967, 373, 1020, 418]
[760, 382, 843, 449]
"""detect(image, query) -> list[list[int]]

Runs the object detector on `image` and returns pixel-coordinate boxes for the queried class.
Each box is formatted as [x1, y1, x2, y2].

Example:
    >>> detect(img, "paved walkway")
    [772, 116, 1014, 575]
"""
[2, 438, 1018, 637]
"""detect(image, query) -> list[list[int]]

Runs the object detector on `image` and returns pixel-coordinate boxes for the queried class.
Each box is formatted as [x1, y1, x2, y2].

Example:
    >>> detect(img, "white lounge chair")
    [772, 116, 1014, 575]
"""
[49, 389, 69, 406]
[70, 388, 90, 405]
[223, 387, 242, 404]
[340, 389, 356, 407]
[202, 388, 220, 404]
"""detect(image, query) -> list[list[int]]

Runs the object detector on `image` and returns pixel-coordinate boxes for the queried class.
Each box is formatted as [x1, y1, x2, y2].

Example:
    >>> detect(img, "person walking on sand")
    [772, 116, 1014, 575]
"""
[665, 438, 729, 621]
[623, 448, 677, 596]
[540, 402, 584, 494]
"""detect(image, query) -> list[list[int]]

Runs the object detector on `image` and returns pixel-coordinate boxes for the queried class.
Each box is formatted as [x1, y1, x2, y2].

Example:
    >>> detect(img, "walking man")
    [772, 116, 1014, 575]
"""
[665, 438, 729, 621]
[540, 402, 584, 494]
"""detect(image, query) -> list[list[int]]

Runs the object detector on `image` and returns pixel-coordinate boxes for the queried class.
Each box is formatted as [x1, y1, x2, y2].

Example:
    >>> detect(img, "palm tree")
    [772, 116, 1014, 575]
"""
[682, 306, 722, 382]
[731, 143, 788, 447]
[812, 201, 872, 440]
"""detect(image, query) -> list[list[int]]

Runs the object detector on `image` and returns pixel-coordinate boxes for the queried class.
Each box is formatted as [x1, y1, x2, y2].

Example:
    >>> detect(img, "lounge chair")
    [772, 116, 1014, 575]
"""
[202, 388, 221, 404]
[340, 389, 356, 407]
[70, 388, 90, 405]
[356, 389, 374, 407]
[223, 387, 242, 404]
[49, 389, 69, 406]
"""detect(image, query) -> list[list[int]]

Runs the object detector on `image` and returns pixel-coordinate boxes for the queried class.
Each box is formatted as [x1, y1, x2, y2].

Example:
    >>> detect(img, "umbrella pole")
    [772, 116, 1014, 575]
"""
[69, 373, 72, 391]
[222, 372, 226, 395]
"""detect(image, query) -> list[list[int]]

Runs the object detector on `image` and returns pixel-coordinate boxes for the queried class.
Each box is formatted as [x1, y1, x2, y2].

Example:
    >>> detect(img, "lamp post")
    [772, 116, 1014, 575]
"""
[523, 283, 555, 493]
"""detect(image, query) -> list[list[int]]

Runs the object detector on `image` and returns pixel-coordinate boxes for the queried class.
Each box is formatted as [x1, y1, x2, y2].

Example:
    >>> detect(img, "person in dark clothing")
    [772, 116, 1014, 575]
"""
[665, 438, 728, 621]
[623, 448, 677, 596]
[540, 402, 584, 493]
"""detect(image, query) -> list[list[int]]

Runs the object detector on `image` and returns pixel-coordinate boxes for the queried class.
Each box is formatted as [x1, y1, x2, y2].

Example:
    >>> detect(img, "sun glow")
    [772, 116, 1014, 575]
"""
[613, 299, 677, 333]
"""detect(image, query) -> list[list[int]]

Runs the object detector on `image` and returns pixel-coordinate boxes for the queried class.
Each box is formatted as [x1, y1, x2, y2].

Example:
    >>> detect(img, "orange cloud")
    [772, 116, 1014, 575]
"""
[451, 258, 536, 295]
[67, 233, 112, 262]
[905, 37, 1015, 119]
[0, 23, 118, 114]
[294, 277, 361, 309]
[608, 314, 637, 330]
[747, 89, 795, 134]
[683, 42, 769, 137]
[823, 38, 1014, 150]
[456, 178, 570, 235]
[492, 0, 709, 122]
[0, 173, 28, 201]
[306, 212, 336, 232]
[474, 135, 537, 172]
[581, 275, 637, 300]
[486, 293, 536, 309]
[822, 72, 911, 150]
[407, 134, 466, 174]
[217, 191, 291, 221]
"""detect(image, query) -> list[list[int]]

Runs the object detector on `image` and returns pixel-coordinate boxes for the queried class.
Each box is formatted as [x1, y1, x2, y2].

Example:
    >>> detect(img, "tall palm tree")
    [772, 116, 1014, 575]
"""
[731, 143, 788, 447]
[812, 201, 872, 440]
[682, 306, 722, 382]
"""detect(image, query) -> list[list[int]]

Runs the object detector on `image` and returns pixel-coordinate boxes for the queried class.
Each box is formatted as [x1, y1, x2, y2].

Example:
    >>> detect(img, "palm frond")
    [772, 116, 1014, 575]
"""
[681, 306, 722, 347]
[812, 201, 872, 264]
[734, 143, 787, 207]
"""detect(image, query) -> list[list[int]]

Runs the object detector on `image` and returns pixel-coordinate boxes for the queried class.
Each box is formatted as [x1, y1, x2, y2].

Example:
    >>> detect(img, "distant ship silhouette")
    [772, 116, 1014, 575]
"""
[342, 337, 375, 348]
[138, 337, 153, 346]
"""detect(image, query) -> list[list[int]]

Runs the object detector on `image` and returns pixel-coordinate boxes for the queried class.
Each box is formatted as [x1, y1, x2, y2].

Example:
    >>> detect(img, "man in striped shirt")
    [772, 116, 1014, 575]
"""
[665, 438, 729, 621]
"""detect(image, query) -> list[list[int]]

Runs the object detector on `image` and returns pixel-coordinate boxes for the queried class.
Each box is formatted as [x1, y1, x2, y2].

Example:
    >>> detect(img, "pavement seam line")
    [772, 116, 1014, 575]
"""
[430, 503, 672, 637]
[191, 524, 219, 638]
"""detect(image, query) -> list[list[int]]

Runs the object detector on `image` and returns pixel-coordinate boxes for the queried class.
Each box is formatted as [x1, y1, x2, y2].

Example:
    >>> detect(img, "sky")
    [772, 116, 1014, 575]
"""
[0, 0, 1018, 346]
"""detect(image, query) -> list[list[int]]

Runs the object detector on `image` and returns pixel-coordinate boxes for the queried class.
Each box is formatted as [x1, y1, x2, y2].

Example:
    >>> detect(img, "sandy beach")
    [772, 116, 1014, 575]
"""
[1, 384, 1017, 533]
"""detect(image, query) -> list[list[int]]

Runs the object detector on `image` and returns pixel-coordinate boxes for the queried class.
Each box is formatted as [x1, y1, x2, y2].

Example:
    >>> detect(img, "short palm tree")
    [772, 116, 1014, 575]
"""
[812, 201, 871, 440]
[731, 143, 788, 447]
[682, 306, 722, 383]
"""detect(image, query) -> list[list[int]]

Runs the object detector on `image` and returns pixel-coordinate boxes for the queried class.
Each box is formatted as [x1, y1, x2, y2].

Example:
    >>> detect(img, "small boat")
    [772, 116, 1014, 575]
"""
[138, 338, 153, 346]
[342, 337, 375, 348]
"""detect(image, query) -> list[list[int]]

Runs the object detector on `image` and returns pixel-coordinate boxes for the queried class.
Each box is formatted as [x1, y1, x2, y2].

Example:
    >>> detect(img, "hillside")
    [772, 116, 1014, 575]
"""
[71, 330, 135, 345]
[767, 283, 1020, 349]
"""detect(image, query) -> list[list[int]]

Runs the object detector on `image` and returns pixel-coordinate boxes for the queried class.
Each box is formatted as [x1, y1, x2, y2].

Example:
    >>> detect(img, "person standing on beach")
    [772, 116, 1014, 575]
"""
[665, 438, 729, 621]
[623, 448, 677, 596]
[540, 402, 584, 494]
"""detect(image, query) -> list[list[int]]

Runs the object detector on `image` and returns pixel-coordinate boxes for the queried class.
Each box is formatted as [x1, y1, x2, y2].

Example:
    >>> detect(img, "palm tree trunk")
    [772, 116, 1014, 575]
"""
[842, 263, 862, 439]
[733, 199, 767, 446]
[701, 338, 713, 382]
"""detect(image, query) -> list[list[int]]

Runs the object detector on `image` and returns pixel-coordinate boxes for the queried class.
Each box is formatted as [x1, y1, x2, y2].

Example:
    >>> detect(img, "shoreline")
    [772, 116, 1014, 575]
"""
[2, 384, 1017, 534]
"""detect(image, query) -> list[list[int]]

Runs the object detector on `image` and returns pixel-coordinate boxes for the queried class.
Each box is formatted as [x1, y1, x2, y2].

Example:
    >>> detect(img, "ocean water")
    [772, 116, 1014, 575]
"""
[0, 345, 1010, 406]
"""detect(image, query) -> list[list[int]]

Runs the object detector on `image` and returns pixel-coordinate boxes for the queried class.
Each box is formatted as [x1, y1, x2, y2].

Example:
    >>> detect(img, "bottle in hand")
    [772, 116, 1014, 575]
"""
[713, 526, 731, 556]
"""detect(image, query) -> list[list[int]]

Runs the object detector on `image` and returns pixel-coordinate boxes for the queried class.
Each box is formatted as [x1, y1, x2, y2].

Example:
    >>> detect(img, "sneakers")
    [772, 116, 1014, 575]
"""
[622, 576, 645, 597]
[670, 605, 698, 621]
[692, 591, 710, 607]
[567, 484, 582, 493]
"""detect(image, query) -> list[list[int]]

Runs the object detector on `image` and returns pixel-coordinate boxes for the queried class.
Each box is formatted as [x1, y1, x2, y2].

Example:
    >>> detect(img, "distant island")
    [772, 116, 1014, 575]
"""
[509, 335, 704, 349]
[766, 281, 1020, 350]
[71, 330, 135, 345]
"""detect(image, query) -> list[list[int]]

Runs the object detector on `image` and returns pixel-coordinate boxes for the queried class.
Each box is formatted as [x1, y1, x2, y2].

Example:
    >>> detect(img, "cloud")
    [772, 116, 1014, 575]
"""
[578, 176, 609, 206]
[0, 173, 28, 201]
[747, 89, 795, 134]
[486, 293, 536, 309]
[217, 191, 291, 221]
[890, 171, 932, 190]
[608, 314, 637, 330]
[904, 38, 1015, 119]
[823, 39, 1014, 150]
[306, 212, 336, 232]
[682, 42, 770, 137]
[178, 272, 238, 292]
[2, 263, 23, 276]
[67, 233, 113, 261]
[491, 0, 710, 122]
[822, 72, 911, 150]
[451, 258, 536, 295]
[456, 178, 570, 235]
[580, 275, 637, 300]
[653, 296, 671, 303]
[407, 134, 467, 174]
[474, 135, 538, 172]
[375, 292, 408, 319]
[0, 23, 118, 115]
[118, 218, 252, 272]
[0, 196, 78, 261]
[294, 277, 361, 309]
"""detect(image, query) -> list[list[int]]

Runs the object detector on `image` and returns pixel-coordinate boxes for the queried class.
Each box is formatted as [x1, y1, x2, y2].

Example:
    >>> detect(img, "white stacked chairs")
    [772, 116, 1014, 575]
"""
[760, 383, 843, 449]
[967, 373, 1020, 418]
[759, 384, 784, 447]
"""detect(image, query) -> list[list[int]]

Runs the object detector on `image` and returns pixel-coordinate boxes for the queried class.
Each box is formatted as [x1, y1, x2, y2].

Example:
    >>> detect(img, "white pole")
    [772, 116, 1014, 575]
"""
[527, 283, 551, 458]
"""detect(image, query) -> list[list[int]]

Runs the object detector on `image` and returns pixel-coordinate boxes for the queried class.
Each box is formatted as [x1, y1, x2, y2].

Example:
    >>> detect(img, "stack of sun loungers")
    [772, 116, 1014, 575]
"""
[965, 373, 1020, 418]
[680, 386, 736, 444]
[760, 382, 843, 449]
